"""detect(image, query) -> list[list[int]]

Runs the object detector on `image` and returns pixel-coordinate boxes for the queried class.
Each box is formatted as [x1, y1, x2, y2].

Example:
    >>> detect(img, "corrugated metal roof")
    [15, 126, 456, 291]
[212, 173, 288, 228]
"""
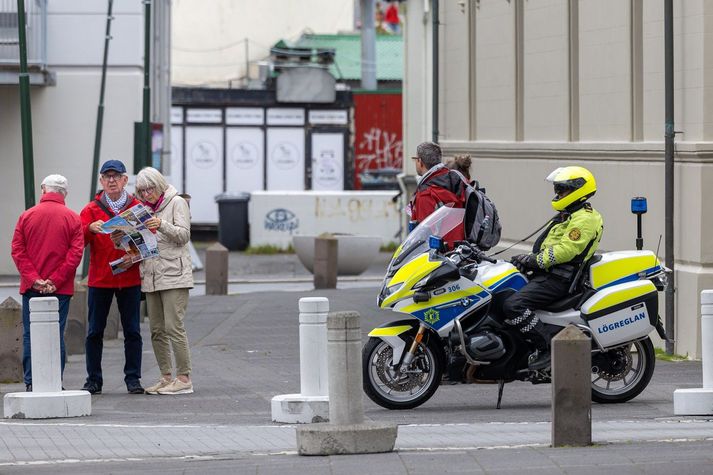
[282, 33, 403, 82]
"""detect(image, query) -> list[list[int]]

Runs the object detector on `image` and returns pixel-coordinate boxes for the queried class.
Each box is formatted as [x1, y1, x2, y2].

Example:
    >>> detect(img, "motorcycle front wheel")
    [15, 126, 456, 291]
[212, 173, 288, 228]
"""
[362, 336, 443, 410]
[591, 337, 655, 404]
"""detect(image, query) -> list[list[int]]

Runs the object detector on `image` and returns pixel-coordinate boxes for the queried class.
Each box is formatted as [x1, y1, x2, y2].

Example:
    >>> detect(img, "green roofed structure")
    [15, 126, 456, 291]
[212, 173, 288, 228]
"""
[273, 33, 403, 91]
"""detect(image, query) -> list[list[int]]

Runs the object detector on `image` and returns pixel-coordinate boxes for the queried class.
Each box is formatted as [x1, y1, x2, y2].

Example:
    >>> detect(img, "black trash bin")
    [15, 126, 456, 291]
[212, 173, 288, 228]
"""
[215, 193, 250, 251]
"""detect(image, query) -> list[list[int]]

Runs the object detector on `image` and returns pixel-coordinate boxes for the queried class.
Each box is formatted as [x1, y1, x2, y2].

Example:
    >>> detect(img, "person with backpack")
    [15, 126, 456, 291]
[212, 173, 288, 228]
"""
[408, 142, 467, 243]
[503, 166, 603, 371]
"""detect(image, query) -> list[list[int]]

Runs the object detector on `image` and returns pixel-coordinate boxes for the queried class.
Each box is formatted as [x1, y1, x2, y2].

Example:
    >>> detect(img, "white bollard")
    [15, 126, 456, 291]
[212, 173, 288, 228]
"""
[673, 290, 713, 415]
[29, 297, 62, 393]
[3, 297, 91, 419]
[271, 297, 330, 423]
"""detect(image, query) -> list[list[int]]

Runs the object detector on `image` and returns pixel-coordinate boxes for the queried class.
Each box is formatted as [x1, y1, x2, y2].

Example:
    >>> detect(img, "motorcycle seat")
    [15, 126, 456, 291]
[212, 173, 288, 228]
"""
[541, 292, 584, 313]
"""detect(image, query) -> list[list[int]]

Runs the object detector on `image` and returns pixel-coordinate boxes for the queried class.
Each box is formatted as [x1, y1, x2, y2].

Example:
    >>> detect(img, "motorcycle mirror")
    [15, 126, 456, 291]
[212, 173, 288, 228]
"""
[428, 235, 444, 251]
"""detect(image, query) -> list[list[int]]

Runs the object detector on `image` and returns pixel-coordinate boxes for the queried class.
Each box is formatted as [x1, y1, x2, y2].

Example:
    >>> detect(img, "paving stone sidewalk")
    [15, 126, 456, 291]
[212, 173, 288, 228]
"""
[1, 286, 712, 471]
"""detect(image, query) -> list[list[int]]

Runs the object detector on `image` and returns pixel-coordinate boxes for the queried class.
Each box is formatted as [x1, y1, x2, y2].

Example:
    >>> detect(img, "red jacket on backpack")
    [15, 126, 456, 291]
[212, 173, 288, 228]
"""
[409, 164, 466, 243]
[81, 192, 142, 288]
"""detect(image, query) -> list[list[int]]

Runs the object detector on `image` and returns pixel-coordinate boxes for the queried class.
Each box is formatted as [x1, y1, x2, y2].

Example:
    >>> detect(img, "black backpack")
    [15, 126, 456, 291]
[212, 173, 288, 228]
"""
[461, 179, 502, 251]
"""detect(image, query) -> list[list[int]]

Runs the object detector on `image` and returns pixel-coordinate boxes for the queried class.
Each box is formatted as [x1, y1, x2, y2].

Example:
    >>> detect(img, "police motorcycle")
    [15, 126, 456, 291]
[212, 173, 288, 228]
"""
[363, 206, 669, 410]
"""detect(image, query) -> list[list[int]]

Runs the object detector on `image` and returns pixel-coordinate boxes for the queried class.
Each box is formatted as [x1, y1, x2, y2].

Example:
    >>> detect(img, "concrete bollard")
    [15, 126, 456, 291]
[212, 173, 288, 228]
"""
[65, 280, 87, 355]
[296, 311, 397, 455]
[3, 297, 91, 419]
[205, 242, 229, 295]
[0, 297, 22, 383]
[674, 290, 713, 415]
[313, 236, 337, 289]
[271, 297, 330, 423]
[551, 325, 592, 447]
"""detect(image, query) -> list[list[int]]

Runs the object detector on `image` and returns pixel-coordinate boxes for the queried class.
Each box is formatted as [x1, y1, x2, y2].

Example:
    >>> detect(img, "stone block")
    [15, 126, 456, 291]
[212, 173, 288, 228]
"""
[313, 237, 337, 289]
[0, 297, 22, 383]
[296, 422, 397, 455]
[205, 242, 228, 295]
[65, 281, 87, 355]
[271, 394, 329, 424]
[3, 390, 91, 419]
[551, 325, 591, 447]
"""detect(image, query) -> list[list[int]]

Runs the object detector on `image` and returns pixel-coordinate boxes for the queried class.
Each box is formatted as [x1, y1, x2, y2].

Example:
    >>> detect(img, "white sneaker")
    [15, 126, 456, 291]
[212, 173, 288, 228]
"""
[145, 377, 172, 395]
[157, 378, 194, 395]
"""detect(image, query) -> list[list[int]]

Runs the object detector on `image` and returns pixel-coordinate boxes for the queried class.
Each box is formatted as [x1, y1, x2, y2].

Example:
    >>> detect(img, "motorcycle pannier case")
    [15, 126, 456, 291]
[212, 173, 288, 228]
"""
[588, 250, 662, 290]
[580, 280, 658, 349]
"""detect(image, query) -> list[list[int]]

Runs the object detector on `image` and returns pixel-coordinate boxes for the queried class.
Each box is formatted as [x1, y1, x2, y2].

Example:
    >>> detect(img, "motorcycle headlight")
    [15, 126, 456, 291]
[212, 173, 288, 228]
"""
[383, 282, 403, 298]
[413, 275, 430, 290]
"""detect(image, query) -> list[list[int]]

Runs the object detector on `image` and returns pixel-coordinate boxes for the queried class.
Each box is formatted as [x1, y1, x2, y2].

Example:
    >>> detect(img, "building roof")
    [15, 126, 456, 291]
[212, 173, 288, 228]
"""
[275, 33, 403, 82]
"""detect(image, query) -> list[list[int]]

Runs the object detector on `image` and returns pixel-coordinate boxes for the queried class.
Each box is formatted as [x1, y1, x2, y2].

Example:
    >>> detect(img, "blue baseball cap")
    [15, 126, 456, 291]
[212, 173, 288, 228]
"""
[100, 160, 127, 174]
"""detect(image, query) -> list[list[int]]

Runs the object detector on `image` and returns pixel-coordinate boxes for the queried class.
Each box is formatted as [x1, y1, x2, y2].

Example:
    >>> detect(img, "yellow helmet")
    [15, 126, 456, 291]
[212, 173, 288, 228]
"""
[546, 166, 596, 211]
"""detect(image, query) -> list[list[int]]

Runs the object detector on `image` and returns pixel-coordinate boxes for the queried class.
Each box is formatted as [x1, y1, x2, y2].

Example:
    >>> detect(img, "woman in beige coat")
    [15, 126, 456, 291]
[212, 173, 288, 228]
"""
[135, 167, 194, 395]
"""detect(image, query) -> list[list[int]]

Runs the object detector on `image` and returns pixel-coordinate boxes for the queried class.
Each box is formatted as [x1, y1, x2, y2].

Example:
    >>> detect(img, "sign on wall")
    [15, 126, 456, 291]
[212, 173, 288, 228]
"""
[186, 108, 222, 124]
[266, 127, 305, 191]
[266, 108, 305, 126]
[226, 127, 264, 193]
[311, 132, 344, 191]
[185, 127, 223, 223]
[226, 107, 264, 125]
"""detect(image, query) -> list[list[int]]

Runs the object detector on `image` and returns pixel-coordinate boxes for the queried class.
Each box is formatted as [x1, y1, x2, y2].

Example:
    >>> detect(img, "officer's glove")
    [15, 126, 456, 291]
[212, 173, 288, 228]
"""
[511, 254, 538, 273]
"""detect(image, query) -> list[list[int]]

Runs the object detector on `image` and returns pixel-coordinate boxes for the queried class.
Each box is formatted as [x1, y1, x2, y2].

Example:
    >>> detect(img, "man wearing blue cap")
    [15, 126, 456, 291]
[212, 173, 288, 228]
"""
[80, 160, 144, 394]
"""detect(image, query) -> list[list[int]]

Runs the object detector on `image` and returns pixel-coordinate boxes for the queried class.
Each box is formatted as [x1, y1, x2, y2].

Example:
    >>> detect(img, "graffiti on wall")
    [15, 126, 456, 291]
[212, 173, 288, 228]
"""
[355, 127, 403, 174]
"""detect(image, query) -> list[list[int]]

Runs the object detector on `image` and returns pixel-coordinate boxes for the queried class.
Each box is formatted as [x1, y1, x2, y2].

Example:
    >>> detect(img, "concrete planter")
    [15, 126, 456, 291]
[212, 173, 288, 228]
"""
[292, 234, 382, 276]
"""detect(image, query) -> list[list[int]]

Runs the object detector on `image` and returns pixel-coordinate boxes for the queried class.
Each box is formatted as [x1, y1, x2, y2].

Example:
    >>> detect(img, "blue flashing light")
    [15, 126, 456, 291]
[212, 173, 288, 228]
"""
[428, 235, 444, 250]
[631, 197, 647, 214]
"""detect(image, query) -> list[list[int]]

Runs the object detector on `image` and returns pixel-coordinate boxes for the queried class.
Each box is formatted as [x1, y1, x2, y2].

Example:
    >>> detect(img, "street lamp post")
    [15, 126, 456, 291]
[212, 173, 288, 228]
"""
[17, 0, 35, 209]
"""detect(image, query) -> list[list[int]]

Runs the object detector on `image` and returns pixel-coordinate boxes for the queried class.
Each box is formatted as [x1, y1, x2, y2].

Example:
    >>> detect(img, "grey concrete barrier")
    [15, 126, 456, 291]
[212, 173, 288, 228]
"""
[0, 297, 22, 383]
[551, 325, 592, 447]
[205, 242, 228, 295]
[65, 280, 87, 355]
[296, 311, 397, 455]
[313, 237, 337, 289]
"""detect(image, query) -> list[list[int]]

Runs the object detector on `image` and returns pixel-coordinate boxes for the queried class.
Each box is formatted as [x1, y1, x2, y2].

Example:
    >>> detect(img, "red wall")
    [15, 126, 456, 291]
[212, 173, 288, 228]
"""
[353, 92, 403, 189]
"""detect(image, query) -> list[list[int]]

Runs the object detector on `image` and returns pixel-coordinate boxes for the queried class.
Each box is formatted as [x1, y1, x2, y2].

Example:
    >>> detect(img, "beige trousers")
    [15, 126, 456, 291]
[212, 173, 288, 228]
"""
[146, 288, 192, 376]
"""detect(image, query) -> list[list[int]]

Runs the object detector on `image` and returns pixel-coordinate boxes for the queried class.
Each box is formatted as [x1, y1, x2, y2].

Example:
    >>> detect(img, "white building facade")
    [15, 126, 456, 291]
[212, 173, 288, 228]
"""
[404, 0, 713, 358]
[1, 0, 170, 275]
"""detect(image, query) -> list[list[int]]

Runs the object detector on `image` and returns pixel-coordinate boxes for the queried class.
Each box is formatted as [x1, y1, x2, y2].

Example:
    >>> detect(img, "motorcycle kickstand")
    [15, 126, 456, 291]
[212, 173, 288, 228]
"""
[496, 379, 505, 410]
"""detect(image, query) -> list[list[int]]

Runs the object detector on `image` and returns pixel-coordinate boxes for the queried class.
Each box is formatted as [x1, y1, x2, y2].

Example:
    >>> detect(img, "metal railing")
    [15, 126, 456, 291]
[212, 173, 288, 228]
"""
[0, 0, 46, 67]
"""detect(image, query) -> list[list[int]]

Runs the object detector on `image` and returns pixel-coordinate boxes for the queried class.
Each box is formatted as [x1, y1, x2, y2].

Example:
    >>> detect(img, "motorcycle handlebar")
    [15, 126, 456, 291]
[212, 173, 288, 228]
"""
[452, 242, 497, 264]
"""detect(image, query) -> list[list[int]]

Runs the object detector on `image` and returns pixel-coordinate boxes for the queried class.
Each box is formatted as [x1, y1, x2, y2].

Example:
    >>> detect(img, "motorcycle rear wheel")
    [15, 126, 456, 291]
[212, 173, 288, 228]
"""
[591, 337, 655, 404]
[362, 336, 443, 410]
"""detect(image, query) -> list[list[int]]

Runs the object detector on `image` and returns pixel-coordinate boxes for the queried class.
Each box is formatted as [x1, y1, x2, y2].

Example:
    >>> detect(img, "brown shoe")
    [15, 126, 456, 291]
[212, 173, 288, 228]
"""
[157, 379, 194, 395]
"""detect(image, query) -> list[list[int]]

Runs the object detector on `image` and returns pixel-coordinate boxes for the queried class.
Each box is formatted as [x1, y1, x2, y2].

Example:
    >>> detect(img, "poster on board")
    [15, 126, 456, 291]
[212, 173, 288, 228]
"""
[266, 127, 305, 191]
[226, 127, 264, 193]
[185, 127, 223, 224]
[311, 132, 344, 191]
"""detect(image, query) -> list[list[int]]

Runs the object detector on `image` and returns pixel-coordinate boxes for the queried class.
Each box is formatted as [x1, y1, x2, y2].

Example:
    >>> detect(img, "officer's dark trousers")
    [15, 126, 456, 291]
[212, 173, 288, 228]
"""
[502, 273, 571, 346]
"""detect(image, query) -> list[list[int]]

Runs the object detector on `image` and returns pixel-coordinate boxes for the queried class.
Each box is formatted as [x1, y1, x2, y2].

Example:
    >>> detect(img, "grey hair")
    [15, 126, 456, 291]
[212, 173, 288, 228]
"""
[135, 167, 168, 195]
[43, 184, 67, 196]
[416, 142, 442, 168]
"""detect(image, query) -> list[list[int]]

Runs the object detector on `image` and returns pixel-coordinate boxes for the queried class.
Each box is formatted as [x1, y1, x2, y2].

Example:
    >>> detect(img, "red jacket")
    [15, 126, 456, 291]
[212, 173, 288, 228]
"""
[80, 191, 141, 288]
[11, 192, 84, 295]
[410, 165, 466, 243]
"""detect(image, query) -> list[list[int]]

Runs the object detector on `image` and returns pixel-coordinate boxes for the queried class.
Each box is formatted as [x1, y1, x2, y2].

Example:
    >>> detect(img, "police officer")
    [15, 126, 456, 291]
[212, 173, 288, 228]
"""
[503, 166, 604, 370]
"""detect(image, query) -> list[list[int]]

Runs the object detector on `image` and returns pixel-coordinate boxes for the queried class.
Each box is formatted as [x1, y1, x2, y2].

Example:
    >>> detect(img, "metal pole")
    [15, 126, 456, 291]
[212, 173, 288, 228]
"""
[432, 0, 439, 143]
[664, 0, 675, 354]
[17, 0, 35, 209]
[360, 0, 377, 90]
[142, 0, 152, 169]
[90, 0, 114, 201]
[83, 0, 114, 279]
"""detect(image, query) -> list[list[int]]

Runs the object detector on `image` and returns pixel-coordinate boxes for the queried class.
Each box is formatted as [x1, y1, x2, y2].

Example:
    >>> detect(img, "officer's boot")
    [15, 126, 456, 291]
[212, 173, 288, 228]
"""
[524, 319, 551, 371]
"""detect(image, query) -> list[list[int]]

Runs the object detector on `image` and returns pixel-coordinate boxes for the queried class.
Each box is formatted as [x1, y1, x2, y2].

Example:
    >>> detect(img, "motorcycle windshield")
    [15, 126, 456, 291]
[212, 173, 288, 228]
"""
[387, 206, 465, 274]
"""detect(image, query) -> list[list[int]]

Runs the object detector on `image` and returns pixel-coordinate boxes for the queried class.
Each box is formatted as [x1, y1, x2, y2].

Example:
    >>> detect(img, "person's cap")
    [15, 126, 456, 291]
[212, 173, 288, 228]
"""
[41, 174, 68, 190]
[100, 160, 127, 174]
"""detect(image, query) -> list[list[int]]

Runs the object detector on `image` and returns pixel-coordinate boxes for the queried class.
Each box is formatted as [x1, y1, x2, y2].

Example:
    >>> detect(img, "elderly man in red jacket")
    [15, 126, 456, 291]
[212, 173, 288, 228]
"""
[11, 174, 84, 392]
[81, 160, 144, 395]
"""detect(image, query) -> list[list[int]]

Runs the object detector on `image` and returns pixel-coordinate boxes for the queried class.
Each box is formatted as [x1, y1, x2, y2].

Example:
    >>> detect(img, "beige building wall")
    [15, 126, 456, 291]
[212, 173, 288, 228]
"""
[172, 0, 354, 87]
[404, 0, 713, 358]
[0, 1, 144, 275]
